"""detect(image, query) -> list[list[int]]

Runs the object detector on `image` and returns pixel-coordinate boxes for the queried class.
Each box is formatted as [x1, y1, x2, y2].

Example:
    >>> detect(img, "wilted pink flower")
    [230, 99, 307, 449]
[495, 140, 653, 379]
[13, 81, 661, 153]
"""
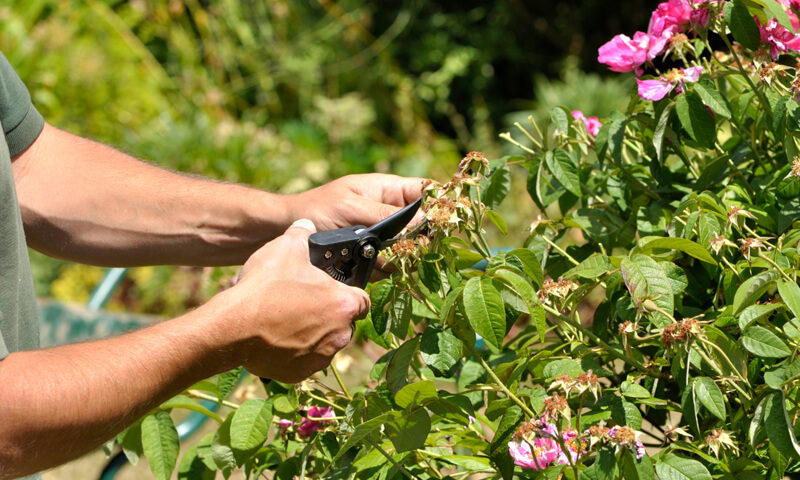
[598, 31, 669, 74]
[571, 110, 603, 137]
[790, 0, 800, 13]
[608, 425, 646, 460]
[648, 0, 693, 36]
[757, 13, 800, 59]
[508, 418, 580, 470]
[690, 7, 710, 29]
[636, 65, 703, 101]
[278, 419, 294, 433]
[296, 406, 335, 438]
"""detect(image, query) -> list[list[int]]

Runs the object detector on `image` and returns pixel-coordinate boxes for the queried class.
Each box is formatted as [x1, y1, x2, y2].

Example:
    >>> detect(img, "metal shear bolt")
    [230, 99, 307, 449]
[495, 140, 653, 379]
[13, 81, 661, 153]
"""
[324, 250, 332, 259]
[361, 244, 376, 259]
[340, 248, 349, 256]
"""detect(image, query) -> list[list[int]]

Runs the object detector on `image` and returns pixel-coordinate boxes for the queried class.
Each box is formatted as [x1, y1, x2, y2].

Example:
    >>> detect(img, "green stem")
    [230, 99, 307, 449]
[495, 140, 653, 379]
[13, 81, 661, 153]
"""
[758, 251, 793, 282]
[473, 352, 536, 418]
[330, 363, 353, 400]
[186, 389, 240, 410]
[368, 440, 418, 479]
[542, 234, 579, 266]
[541, 304, 656, 377]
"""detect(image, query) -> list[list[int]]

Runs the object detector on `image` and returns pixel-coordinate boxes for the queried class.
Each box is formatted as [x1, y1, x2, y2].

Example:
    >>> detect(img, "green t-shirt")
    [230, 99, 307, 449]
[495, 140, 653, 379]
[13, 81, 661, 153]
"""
[0, 51, 45, 480]
[0, 50, 44, 360]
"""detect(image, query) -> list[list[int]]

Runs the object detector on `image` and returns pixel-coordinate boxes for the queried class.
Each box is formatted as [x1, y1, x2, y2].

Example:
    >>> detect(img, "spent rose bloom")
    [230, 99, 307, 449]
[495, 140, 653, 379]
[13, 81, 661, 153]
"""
[507, 418, 580, 470]
[598, 31, 669, 74]
[571, 110, 602, 137]
[756, 14, 800, 59]
[648, 0, 693, 36]
[608, 425, 646, 460]
[295, 406, 335, 438]
[636, 65, 703, 101]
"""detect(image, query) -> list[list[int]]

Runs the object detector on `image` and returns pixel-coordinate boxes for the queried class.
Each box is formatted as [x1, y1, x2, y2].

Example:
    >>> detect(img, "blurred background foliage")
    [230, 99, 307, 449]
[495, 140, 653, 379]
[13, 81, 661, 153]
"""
[1, 0, 649, 315]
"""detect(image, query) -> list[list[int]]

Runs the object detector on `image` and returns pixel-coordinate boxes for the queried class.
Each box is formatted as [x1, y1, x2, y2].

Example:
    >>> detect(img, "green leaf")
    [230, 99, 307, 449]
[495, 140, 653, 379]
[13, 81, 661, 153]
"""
[370, 279, 393, 336]
[395, 380, 439, 409]
[760, 0, 796, 33]
[676, 91, 716, 149]
[490, 406, 524, 454]
[486, 210, 508, 235]
[333, 412, 397, 461]
[655, 453, 712, 480]
[620, 380, 652, 399]
[118, 422, 143, 465]
[563, 253, 615, 279]
[594, 447, 617, 480]
[546, 149, 581, 197]
[738, 303, 784, 330]
[230, 398, 272, 453]
[550, 106, 569, 135]
[141, 412, 180, 480]
[751, 394, 769, 448]
[697, 212, 721, 249]
[620, 254, 674, 327]
[493, 268, 538, 312]
[506, 248, 544, 288]
[385, 408, 431, 453]
[390, 288, 413, 338]
[543, 358, 583, 379]
[484, 165, 512, 209]
[733, 271, 779, 314]
[638, 237, 717, 265]
[693, 377, 726, 420]
[216, 367, 242, 403]
[160, 395, 224, 423]
[620, 449, 655, 480]
[177, 443, 215, 480]
[742, 326, 792, 358]
[724, 0, 762, 50]
[612, 397, 642, 429]
[420, 326, 463, 377]
[386, 337, 420, 394]
[693, 79, 732, 119]
[763, 391, 800, 459]
[463, 277, 506, 352]
[778, 279, 800, 320]
[653, 103, 673, 162]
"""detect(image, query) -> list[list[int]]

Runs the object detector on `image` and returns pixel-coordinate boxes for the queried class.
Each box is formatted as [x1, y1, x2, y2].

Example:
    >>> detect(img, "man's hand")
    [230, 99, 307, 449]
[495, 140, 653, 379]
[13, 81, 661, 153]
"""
[288, 173, 426, 232]
[225, 218, 370, 383]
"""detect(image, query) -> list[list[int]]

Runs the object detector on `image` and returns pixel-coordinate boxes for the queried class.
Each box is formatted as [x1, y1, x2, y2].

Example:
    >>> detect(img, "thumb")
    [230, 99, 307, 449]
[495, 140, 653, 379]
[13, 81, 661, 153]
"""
[283, 218, 317, 254]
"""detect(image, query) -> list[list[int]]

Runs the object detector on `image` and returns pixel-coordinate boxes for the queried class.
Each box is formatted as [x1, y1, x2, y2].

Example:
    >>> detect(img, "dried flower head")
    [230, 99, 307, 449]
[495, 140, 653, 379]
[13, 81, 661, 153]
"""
[703, 429, 737, 457]
[538, 279, 580, 304]
[661, 318, 699, 347]
[543, 394, 570, 418]
[709, 232, 736, 255]
[792, 156, 800, 178]
[618, 321, 634, 335]
[738, 237, 765, 261]
[391, 238, 417, 257]
[457, 151, 489, 176]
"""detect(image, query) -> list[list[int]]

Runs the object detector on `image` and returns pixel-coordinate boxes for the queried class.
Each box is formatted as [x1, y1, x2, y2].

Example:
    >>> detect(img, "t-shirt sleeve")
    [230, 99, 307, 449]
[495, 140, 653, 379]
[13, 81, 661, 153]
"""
[0, 51, 44, 157]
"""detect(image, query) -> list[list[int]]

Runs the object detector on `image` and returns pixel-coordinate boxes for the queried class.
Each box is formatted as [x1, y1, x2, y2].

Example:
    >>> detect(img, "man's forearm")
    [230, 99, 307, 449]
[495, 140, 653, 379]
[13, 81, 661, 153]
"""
[0, 290, 240, 479]
[13, 123, 290, 266]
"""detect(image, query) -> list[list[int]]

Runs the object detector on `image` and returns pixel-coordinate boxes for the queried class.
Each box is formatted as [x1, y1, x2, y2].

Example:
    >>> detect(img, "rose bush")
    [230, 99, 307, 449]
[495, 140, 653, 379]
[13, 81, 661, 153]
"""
[109, 0, 800, 478]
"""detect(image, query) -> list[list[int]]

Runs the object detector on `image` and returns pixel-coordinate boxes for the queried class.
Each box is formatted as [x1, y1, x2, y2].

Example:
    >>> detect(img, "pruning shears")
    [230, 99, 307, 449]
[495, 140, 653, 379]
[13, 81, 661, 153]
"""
[308, 197, 423, 289]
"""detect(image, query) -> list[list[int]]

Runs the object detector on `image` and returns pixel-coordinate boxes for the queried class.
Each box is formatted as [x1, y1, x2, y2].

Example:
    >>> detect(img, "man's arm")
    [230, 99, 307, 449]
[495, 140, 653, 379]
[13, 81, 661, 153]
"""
[0, 220, 368, 479]
[12, 123, 423, 267]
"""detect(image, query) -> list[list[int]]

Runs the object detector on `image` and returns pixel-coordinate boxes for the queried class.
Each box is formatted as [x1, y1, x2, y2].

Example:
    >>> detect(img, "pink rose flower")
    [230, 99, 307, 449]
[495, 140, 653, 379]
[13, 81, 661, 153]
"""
[648, 0, 693, 36]
[598, 31, 669, 74]
[636, 65, 703, 101]
[296, 406, 335, 438]
[278, 419, 294, 433]
[571, 110, 603, 137]
[757, 13, 800, 59]
[690, 7, 711, 30]
[507, 418, 580, 470]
